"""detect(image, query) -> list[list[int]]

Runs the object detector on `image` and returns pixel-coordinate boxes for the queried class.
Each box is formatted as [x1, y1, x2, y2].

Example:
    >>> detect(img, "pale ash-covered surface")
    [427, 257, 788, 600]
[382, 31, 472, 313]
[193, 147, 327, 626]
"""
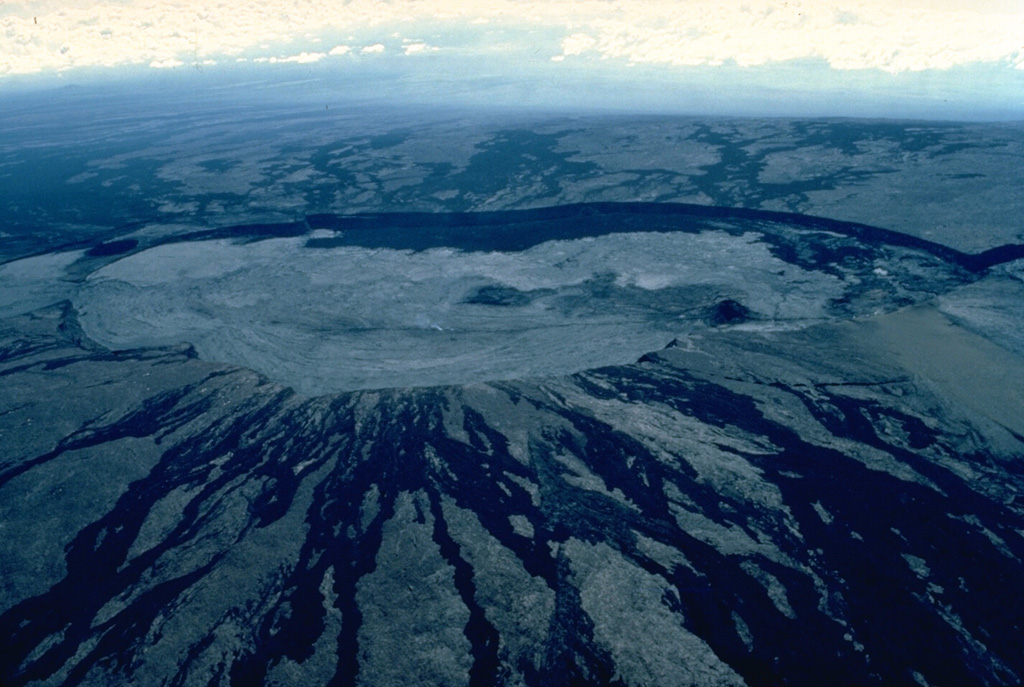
[1, 200, 984, 396]
[72, 231, 845, 394]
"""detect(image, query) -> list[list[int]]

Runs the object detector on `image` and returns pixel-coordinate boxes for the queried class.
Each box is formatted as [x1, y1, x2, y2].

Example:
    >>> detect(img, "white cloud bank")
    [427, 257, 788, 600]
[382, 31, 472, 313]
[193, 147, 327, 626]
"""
[555, 1, 1024, 74]
[0, 0, 1021, 77]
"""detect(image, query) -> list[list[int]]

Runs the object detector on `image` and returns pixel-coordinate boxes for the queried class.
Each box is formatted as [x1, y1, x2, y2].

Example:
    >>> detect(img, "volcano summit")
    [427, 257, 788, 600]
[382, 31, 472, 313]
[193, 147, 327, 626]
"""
[24, 202, 1002, 395]
[2, 101, 1024, 687]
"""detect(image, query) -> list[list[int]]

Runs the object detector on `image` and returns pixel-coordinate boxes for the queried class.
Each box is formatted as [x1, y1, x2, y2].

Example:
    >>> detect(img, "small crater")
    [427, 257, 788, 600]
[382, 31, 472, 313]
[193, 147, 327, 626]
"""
[707, 299, 751, 326]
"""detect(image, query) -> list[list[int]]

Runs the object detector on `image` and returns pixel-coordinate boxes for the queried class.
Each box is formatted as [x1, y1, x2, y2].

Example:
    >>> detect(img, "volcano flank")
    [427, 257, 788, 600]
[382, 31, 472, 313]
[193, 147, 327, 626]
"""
[3, 199, 1024, 686]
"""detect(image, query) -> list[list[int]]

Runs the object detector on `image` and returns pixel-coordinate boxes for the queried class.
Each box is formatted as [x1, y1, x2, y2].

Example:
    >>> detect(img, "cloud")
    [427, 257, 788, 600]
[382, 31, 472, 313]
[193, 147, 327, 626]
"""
[549, 1, 1024, 73]
[561, 33, 597, 57]
[329, 45, 352, 56]
[250, 51, 326, 65]
[279, 51, 326, 63]
[0, 0, 1021, 78]
[402, 42, 437, 56]
[149, 58, 184, 69]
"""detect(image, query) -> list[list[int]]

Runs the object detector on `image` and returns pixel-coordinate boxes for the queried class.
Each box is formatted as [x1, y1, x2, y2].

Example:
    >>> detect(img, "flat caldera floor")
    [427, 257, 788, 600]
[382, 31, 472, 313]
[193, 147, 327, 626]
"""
[0, 205, 980, 395]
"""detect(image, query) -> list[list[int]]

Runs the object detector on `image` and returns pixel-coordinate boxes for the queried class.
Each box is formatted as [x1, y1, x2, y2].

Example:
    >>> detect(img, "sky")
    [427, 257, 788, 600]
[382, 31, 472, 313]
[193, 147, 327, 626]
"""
[1, 0, 1022, 118]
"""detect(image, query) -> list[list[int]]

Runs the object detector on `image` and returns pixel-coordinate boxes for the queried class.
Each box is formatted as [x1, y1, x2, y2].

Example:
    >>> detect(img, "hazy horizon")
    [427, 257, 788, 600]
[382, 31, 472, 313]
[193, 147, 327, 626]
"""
[2, 0, 1022, 121]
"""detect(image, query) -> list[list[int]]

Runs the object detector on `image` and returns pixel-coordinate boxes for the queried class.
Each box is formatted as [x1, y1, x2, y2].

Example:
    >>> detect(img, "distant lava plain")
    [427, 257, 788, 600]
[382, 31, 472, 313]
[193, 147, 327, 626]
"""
[2, 202, 1024, 686]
